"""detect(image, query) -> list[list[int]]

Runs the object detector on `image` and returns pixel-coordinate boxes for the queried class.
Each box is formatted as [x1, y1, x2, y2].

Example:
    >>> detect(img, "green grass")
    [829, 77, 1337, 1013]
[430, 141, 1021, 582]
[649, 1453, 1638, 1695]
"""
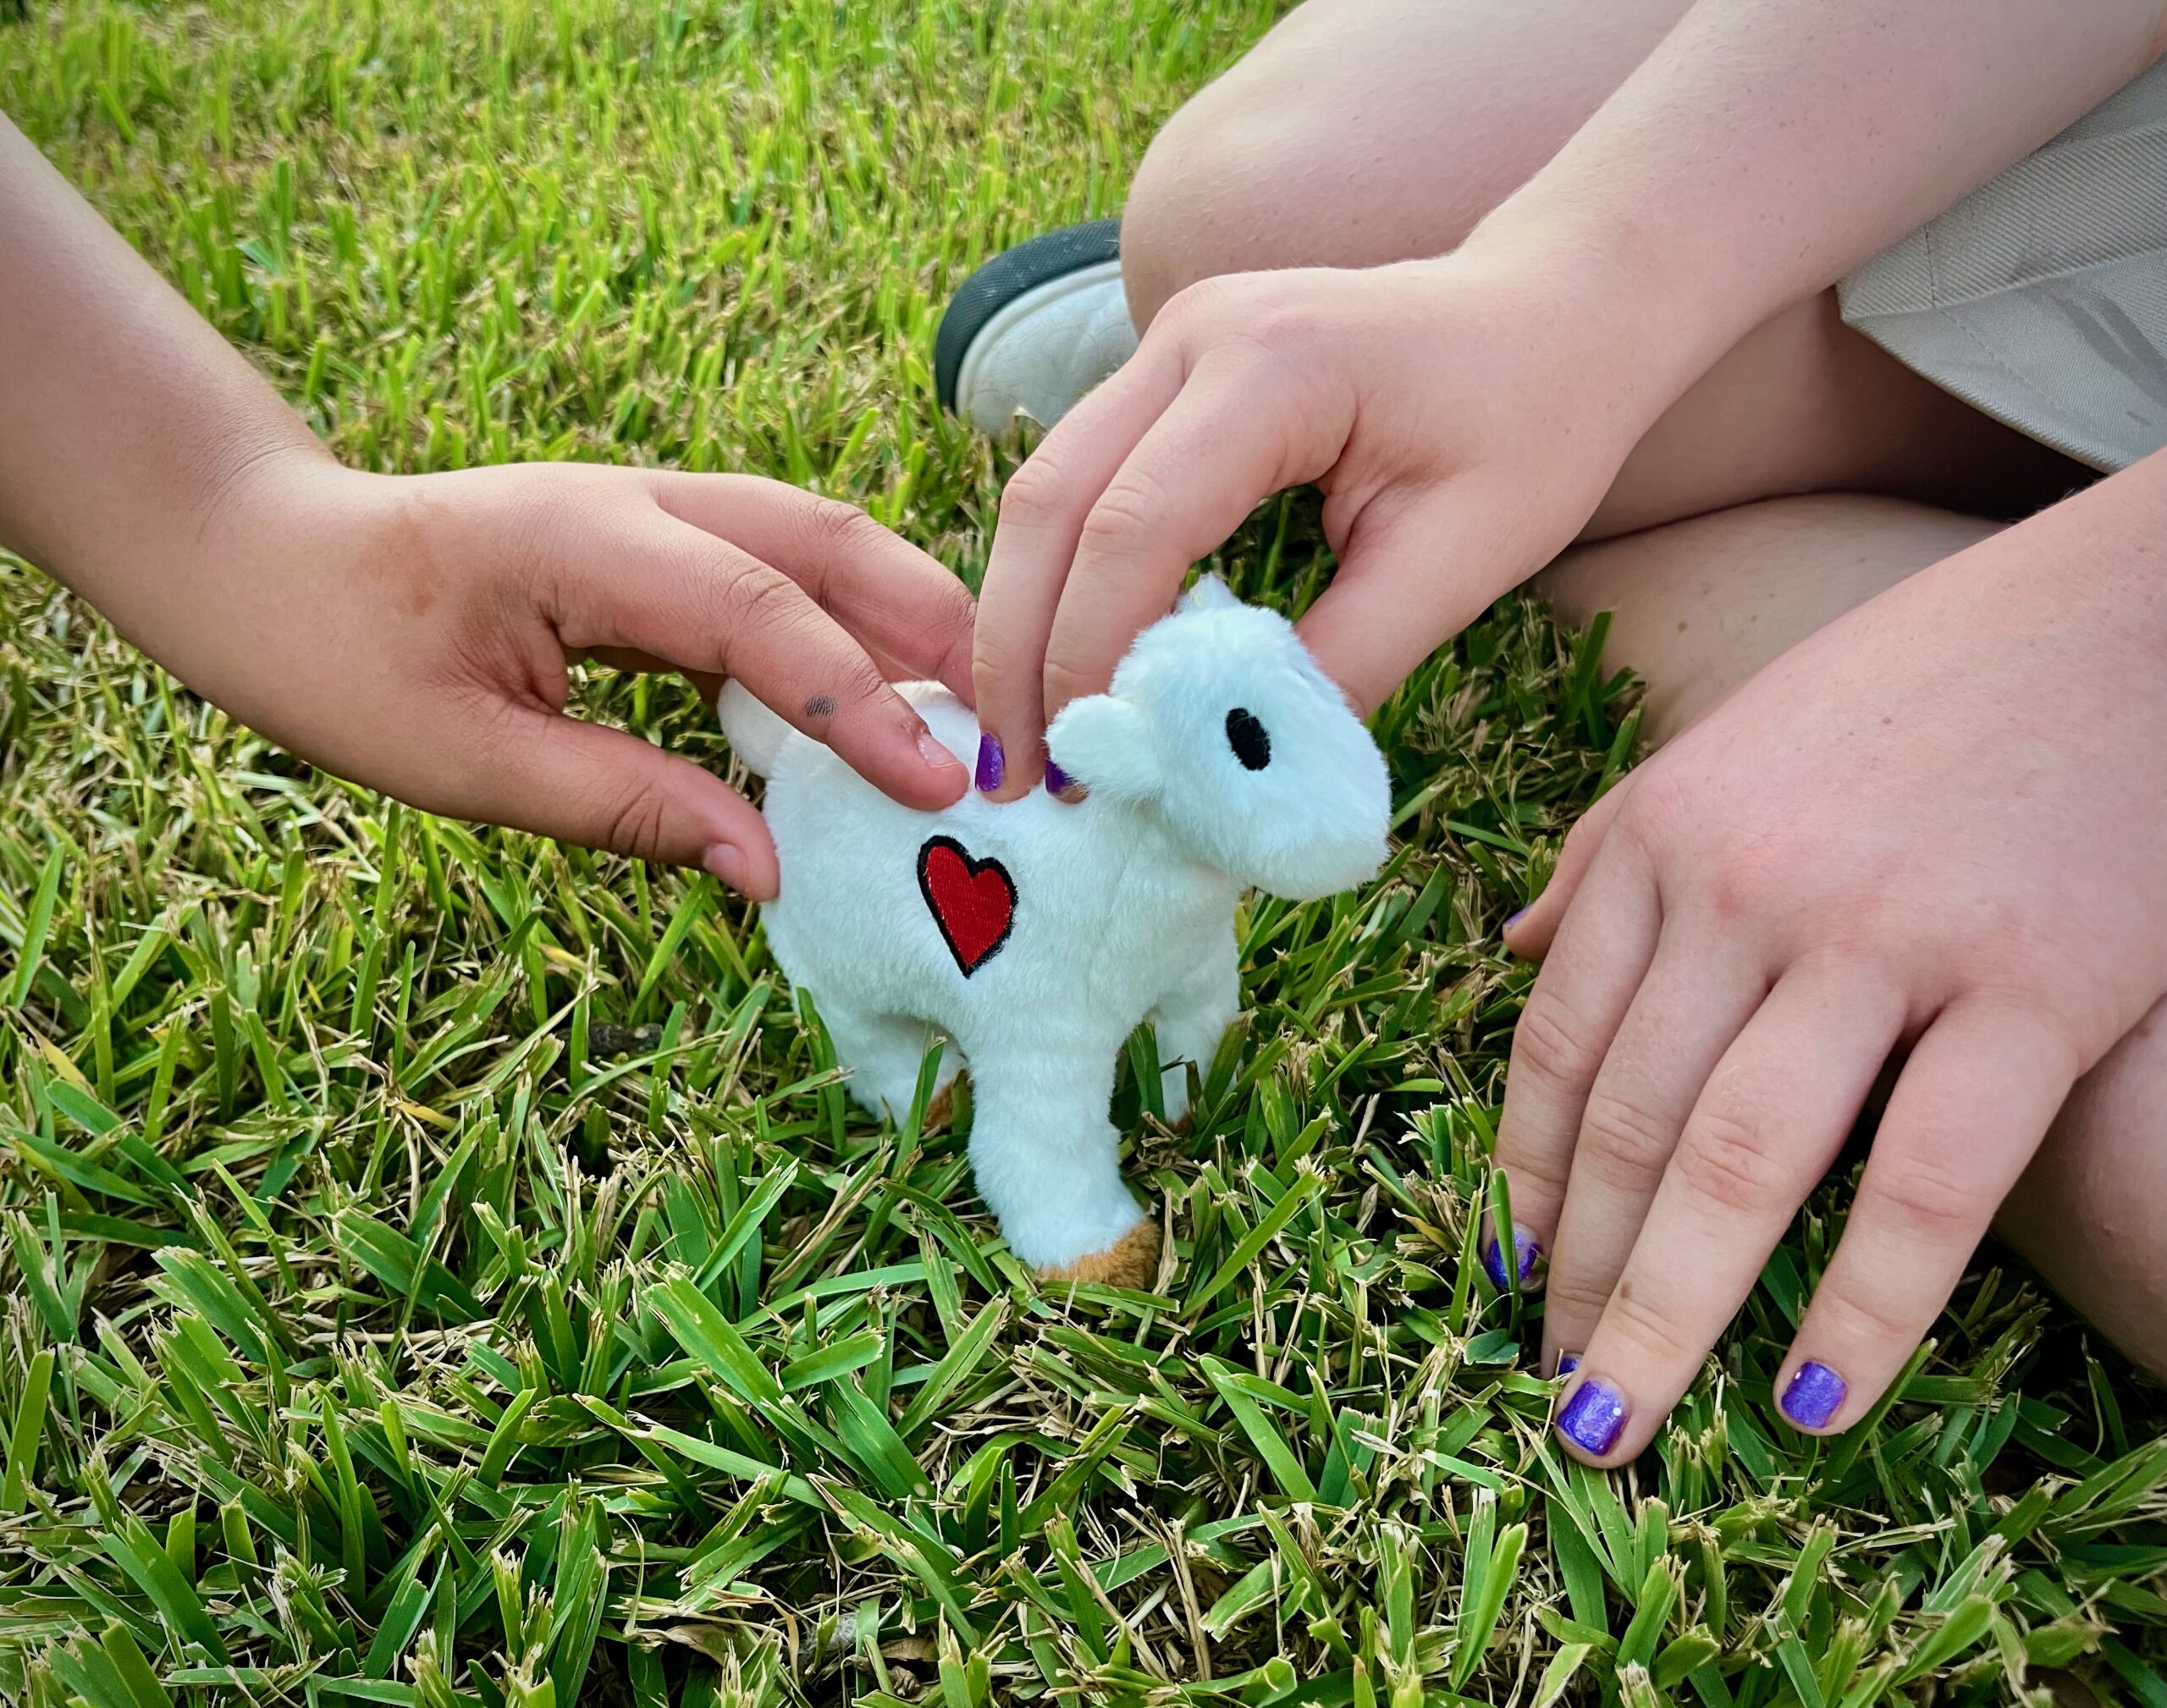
[3, 1, 2165, 1704]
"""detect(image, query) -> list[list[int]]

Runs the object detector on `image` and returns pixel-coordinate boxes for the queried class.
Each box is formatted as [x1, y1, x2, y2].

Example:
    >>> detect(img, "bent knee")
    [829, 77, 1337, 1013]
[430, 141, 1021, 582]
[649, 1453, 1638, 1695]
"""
[1121, 69, 1499, 328]
[1122, 102, 1298, 328]
[1120, 0, 1662, 328]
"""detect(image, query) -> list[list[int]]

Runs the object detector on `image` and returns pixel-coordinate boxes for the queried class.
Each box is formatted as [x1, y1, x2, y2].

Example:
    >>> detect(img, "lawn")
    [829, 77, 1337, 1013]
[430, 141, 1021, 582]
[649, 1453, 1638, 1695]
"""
[2, 0, 2164, 1704]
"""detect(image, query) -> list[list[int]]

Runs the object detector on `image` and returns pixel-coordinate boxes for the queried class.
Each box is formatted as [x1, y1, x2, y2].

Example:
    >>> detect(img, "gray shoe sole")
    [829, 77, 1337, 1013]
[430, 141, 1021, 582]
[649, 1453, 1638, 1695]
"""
[935, 218, 1122, 415]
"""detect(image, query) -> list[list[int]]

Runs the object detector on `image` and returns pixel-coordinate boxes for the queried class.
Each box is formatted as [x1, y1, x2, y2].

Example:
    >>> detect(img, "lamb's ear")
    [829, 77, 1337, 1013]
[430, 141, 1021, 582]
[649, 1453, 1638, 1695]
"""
[1178, 573, 1238, 613]
[1045, 696, 1161, 801]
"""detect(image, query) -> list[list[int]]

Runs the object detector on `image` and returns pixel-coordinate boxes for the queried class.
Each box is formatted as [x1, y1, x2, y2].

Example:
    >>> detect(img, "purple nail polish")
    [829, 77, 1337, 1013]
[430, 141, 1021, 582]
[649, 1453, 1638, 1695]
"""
[1043, 757, 1074, 796]
[974, 733, 1005, 793]
[1779, 1360, 1847, 1430]
[1556, 1353, 1580, 1377]
[1557, 1377, 1627, 1456]
[1481, 1224, 1541, 1291]
[1505, 906, 1530, 928]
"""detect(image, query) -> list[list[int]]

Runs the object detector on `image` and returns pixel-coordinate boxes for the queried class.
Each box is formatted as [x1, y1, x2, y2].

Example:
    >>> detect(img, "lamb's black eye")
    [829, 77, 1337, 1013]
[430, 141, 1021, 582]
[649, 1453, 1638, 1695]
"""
[1225, 707, 1271, 771]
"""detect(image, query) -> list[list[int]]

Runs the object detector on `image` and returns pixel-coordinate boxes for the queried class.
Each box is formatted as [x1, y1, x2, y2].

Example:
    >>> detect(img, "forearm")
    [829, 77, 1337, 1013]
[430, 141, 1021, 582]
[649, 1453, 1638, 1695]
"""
[2018, 444, 2167, 636]
[0, 114, 330, 620]
[1464, 0, 2167, 399]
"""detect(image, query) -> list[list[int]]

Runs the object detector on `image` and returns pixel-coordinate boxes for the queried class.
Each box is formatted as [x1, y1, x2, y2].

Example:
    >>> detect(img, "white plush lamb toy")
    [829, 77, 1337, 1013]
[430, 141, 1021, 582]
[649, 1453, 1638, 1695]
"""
[716, 577, 1391, 1287]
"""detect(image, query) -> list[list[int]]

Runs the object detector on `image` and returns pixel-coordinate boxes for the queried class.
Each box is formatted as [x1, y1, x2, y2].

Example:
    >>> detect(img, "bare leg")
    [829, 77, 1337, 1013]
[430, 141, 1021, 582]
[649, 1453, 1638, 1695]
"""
[1148, 934, 1242, 1126]
[1120, 0, 2089, 531]
[1536, 496, 2001, 742]
[1539, 495, 2167, 1375]
[1997, 997, 2167, 1371]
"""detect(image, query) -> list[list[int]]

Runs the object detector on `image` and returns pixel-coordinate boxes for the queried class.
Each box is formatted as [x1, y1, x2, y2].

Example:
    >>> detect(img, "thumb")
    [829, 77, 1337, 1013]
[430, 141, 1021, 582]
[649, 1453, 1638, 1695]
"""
[1296, 484, 1528, 714]
[477, 706, 780, 897]
[1505, 671, 1752, 954]
[1502, 778, 1629, 961]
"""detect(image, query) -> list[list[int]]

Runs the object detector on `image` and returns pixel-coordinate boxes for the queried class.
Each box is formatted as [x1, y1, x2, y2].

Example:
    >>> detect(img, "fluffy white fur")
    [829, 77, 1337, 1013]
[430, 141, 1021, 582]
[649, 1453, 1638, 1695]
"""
[717, 578, 1391, 1274]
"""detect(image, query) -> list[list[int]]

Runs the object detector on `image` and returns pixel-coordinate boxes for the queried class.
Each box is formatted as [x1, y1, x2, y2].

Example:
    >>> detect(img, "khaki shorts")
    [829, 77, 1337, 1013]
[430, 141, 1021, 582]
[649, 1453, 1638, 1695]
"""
[1839, 53, 2167, 472]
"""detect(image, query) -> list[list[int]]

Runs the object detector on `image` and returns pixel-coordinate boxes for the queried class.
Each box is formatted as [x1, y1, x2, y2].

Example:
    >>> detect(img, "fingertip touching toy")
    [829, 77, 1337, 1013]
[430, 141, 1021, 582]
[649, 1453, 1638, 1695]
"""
[718, 576, 1391, 1288]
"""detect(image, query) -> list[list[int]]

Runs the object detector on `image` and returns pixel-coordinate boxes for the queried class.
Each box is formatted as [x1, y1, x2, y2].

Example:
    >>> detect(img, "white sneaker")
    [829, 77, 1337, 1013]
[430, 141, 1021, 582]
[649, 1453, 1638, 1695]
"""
[935, 219, 1139, 433]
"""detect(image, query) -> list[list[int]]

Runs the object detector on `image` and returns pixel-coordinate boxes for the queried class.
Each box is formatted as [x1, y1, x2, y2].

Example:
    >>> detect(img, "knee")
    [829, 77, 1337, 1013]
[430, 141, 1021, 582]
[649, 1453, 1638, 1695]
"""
[1121, 54, 1483, 330]
[1121, 97, 1289, 328]
[1119, 26, 1508, 328]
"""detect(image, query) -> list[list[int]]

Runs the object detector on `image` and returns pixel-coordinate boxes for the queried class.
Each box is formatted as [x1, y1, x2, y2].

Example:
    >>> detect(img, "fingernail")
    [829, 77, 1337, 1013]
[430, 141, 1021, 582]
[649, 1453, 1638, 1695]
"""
[974, 733, 1005, 793]
[702, 843, 751, 891]
[1556, 1353, 1580, 1377]
[1481, 1223, 1541, 1291]
[1043, 757, 1074, 796]
[1779, 1360, 1848, 1430]
[918, 729, 960, 773]
[1557, 1377, 1627, 1456]
[1504, 907, 1530, 931]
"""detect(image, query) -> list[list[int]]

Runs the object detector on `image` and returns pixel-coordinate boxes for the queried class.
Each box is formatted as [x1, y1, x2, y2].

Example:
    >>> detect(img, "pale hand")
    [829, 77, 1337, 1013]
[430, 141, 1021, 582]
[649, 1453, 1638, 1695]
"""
[1496, 457, 2167, 1462]
[970, 253, 1667, 797]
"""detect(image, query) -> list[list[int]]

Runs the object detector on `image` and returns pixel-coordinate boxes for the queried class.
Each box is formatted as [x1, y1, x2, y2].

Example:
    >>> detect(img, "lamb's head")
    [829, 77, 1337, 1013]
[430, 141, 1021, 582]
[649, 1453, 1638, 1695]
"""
[1045, 578, 1391, 900]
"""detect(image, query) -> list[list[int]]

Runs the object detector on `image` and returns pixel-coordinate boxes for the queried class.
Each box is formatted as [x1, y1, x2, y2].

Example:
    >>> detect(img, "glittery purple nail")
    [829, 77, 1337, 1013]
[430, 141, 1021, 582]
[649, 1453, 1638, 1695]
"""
[1043, 757, 1074, 796]
[1556, 1353, 1580, 1377]
[1557, 1378, 1627, 1456]
[1482, 1224, 1541, 1291]
[1779, 1361, 1847, 1430]
[974, 734, 1005, 793]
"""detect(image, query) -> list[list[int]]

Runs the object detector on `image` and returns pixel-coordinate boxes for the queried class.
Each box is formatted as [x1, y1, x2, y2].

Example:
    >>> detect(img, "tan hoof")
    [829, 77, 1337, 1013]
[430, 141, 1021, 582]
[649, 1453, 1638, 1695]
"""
[921, 1080, 957, 1132]
[1036, 1220, 1162, 1291]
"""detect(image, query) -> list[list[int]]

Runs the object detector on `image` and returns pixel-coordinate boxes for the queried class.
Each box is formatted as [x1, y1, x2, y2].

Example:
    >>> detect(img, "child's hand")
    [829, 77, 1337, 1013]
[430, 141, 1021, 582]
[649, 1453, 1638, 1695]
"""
[139, 456, 976, 898]
[1496, 450, 2167, 1460]
[968, 252, 1665, 797]
[0, 118, 972, 895]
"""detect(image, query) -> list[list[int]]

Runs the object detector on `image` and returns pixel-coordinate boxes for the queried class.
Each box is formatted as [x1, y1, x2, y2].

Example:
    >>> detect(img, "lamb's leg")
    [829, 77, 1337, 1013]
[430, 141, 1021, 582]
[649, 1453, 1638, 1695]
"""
[812, 998, 962, 1127]
[968, 1043, 1161, 1288]
[1147, 935, 1241, 1129]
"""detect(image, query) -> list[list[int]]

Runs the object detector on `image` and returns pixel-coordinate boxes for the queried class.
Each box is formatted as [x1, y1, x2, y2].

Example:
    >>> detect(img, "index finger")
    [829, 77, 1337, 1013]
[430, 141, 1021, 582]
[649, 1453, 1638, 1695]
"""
[592, 517, 968, 813]
[648, 472, 978, 702]
[973, 343, 1185, 799]
[1555, 967, 1901, 1465]
[1290, 482, 1524, 715]
[1039, 343, 1344, 717]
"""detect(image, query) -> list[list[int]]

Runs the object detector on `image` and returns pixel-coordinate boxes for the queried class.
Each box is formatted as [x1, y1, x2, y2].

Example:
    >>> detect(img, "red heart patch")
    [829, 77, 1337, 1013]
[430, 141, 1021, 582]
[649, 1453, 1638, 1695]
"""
[917, 836, 1016, 976]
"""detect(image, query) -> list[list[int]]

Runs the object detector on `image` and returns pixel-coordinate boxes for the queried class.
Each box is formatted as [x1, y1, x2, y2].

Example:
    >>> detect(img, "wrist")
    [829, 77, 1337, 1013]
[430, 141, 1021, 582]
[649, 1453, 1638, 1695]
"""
[74, 442, 367, 725]
[1443, 196, 1747, 428]
[186, 434, 357, 570]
